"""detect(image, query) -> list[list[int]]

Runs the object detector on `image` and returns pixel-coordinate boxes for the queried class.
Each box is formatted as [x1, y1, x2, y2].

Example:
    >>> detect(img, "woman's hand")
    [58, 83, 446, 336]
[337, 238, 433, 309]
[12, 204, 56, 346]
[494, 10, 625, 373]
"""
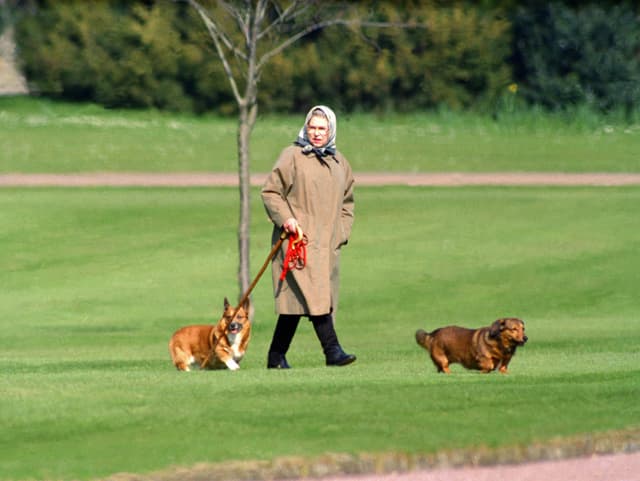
[283, 217, 299, 234]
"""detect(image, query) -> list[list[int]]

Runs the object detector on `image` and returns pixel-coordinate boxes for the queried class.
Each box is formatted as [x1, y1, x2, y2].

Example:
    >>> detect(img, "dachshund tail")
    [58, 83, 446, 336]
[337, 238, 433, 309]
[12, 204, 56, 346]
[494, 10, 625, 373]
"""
[415, 329, 432, 350]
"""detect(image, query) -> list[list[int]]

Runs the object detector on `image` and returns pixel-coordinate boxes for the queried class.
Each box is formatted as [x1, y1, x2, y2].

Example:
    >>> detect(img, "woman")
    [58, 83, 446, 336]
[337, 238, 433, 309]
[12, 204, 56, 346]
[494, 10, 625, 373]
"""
[261, 105, 356, 368]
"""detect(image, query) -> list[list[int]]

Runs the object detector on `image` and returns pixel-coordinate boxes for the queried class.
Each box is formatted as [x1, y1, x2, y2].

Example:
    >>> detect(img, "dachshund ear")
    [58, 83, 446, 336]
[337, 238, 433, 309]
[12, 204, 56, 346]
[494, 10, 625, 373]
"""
[489, 319, 504, 338]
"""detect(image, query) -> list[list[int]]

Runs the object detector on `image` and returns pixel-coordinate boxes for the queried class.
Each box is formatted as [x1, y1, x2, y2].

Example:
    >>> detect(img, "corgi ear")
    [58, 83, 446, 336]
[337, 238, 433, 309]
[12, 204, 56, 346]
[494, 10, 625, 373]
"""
[224, 297, 230, 309]
[489, 319, 503, 338]
[242, 297, 251, 313]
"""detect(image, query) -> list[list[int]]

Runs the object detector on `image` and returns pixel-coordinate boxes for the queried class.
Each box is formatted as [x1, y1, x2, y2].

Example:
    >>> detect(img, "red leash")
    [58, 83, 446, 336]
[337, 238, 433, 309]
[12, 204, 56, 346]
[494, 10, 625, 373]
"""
[280, 226, 307, 280]
[234, 230, 287, 313]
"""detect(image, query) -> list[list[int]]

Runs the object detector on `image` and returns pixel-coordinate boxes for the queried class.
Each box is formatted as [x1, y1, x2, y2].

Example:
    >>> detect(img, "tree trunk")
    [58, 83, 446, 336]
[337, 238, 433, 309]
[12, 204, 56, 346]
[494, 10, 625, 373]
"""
[237, 4, 260, 304]
[237, 99, 258, 298]
[237, 105, 250, 297]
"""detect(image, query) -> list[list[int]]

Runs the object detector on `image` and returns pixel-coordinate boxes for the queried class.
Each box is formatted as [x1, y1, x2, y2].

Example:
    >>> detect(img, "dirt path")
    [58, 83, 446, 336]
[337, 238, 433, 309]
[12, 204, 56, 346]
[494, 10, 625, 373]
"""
[113, 442, 640, 481]
[2, 172, 640, 187]
[311, 451, 640, 481]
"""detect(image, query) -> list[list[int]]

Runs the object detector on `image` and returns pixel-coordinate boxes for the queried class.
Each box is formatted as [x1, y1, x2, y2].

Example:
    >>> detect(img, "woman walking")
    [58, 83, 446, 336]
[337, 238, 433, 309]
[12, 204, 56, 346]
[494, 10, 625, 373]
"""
[261, 105, 356, 369]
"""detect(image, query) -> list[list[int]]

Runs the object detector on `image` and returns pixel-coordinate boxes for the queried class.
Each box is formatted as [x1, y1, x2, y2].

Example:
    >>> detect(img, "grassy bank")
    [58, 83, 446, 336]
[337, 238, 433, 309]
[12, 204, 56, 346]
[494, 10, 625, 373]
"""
[1, 96, 639, 173]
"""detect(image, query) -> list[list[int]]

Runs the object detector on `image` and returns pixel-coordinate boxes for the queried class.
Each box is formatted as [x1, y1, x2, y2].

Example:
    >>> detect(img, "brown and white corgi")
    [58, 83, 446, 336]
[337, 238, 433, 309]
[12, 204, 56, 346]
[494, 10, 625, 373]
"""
[169, 298, 251, 371]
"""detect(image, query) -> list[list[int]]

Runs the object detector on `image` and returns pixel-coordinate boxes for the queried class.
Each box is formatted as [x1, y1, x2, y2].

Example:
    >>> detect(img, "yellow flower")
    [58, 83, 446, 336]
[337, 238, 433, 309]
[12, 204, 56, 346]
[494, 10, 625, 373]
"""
[508, 83, 518, 94]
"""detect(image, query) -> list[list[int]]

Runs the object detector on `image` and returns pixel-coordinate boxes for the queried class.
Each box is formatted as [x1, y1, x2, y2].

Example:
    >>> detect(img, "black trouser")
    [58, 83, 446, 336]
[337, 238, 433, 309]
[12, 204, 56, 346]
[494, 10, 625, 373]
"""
[268, 313, 339, 357]
[268, 314, 301, 356]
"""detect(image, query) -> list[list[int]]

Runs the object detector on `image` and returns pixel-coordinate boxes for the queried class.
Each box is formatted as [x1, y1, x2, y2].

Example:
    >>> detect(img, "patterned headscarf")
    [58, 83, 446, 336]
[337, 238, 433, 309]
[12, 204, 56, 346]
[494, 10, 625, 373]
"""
[294, 105, 337, 157]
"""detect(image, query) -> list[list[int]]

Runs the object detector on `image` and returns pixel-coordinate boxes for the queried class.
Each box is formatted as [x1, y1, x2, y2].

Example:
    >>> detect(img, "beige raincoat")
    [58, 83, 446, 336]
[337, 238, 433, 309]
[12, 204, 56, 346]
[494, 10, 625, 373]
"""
[261, 145, 355, 316]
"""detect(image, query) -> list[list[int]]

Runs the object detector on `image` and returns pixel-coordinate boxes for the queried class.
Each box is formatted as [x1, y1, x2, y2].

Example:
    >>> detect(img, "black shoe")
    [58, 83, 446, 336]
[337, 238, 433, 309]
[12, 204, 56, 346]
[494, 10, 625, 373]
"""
[310, 314, 356, 367]
[325, 348, 356, 366]
[267, 352, 291, 369]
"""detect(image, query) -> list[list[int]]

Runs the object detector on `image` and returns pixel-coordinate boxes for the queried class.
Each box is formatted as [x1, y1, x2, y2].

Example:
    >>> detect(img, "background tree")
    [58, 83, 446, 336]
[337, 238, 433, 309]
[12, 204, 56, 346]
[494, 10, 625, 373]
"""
[182, 0, 418, 302]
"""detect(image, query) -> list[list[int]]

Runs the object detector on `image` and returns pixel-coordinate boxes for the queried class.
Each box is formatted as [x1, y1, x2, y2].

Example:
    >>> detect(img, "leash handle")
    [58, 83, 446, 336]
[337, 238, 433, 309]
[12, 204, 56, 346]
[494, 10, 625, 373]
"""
[234, 230, 287, 313]
[291, 225, 304, 246]
[279, 226, 308, 281]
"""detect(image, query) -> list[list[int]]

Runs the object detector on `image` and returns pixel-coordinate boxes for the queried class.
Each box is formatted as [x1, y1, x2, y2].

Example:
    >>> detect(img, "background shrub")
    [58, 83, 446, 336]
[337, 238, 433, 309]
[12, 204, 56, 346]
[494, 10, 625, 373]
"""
[12, 1, 640, 115]
[14, 0, 512, 114]
[511, 2, 640, 114]
[271, 2, 512, 113]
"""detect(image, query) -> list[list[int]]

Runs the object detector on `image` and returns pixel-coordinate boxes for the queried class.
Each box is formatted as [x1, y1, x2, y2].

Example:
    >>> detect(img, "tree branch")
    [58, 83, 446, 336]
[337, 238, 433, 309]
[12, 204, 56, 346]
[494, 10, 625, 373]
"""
[187, 0, 248, 62]
[257, 0, 310, 41]
[217, 0, 251, 48]
[187, 0, 245, 105]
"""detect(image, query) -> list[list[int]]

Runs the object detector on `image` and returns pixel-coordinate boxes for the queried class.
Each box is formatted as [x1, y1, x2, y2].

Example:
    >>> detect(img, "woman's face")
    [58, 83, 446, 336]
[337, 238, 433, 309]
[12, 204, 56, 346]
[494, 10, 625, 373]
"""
[306, 115, 330, 148]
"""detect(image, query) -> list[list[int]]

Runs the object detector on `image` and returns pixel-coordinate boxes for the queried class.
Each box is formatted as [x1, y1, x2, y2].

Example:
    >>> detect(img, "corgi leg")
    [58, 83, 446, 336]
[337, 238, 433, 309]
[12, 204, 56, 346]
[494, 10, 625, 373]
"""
[225, 359, 240, 371]
[171, 347, 195, 371]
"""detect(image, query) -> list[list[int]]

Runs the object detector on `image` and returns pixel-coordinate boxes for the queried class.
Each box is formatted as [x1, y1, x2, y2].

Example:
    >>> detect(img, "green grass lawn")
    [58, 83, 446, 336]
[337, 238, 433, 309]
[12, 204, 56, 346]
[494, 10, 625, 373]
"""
[1, 186, 638, 480]
[1, 96, 640, 173]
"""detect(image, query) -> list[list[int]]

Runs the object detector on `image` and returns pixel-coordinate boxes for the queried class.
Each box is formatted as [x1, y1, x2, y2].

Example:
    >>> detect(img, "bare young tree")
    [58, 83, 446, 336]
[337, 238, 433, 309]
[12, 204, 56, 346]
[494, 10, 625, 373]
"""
[182, 0, 415, 302]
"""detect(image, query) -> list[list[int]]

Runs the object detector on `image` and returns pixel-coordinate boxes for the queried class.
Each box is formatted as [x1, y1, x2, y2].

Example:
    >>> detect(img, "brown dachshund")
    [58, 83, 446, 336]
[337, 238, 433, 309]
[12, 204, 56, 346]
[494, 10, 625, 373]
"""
[169, 298, 251, 371]
[415, 317, 527, 374]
